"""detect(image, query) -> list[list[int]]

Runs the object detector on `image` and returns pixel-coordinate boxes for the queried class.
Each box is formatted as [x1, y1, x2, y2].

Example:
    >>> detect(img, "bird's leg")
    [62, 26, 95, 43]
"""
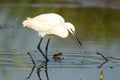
[45, 60, 49, 80]
[37, 37, 49, 61]
[45, 36, 51, 61]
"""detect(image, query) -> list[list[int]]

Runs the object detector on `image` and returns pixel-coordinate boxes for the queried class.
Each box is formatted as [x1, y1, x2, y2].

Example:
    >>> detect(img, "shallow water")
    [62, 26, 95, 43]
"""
[0, 1, 120, 80]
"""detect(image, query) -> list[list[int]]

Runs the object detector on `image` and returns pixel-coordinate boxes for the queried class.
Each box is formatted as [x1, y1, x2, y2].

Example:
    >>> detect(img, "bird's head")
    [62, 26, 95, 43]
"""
[65, 22, 82, 46]
[65, 22, 75, 35]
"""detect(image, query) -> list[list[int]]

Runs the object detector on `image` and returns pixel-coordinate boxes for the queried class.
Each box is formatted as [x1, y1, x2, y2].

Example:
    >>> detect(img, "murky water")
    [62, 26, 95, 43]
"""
[0, 1, 120, 80]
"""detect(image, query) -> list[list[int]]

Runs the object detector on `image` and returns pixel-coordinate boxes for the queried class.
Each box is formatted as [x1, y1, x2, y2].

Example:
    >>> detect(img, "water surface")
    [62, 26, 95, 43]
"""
[0, 1, 120, 80]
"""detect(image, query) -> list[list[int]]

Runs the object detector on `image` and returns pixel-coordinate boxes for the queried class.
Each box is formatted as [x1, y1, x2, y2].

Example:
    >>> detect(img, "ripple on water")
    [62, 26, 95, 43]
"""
[0, 50, 120, 69]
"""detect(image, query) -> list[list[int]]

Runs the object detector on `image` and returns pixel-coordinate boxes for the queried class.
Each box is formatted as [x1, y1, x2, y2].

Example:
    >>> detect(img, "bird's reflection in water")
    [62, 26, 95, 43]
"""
[27, 52, 49, 80]
[26, 51, 111, 80]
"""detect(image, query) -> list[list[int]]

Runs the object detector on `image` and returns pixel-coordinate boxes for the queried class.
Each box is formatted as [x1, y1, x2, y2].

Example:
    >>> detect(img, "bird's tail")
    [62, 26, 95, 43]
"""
[22, 17, 32, 27]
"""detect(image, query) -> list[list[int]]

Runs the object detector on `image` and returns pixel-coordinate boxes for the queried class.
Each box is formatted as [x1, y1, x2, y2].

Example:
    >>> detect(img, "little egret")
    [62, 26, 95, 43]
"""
[22, 13, 82, 61]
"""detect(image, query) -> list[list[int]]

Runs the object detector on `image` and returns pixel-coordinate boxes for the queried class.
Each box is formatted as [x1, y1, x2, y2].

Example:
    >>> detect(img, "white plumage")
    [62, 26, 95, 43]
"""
[22, 13, 75, 38]
[22, 13, 82, 61]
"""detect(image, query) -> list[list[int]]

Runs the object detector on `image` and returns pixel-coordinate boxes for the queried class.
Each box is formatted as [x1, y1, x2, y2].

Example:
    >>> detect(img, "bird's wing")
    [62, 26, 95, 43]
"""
[48, 25, 68, 38]
[29, 13, 65, 32]
[33, 13, 65, 23]
[22, 13, 67, 37]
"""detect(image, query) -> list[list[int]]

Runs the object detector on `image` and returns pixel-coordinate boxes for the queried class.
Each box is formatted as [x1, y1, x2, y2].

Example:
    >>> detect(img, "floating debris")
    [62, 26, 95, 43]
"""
[53, 52, 63, 61]
[99, 70, 104, 80]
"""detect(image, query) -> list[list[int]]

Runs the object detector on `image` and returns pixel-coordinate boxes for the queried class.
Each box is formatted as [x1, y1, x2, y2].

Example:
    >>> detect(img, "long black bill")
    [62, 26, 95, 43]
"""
[71, 29, 83, 46]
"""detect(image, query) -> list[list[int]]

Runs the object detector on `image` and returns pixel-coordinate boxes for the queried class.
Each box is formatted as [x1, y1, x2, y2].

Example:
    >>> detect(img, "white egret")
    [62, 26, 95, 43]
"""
[22, 13, 82, 61]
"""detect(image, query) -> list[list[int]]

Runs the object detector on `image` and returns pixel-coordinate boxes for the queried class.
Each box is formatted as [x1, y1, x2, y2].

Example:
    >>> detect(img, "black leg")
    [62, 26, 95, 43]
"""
[45, 60, 49, 80]
[45, 36, 51, 59]
[37, 67, 42, 80]
[37, 37, 49, 61]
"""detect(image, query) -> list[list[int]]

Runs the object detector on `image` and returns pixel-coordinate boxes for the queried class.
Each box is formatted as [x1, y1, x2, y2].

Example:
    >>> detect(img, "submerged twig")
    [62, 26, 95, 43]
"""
[96, 52, 109, 68]
[27, 52, 36, 79]
[96, 52, 109, 61]
[97, 60, 108, 68]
